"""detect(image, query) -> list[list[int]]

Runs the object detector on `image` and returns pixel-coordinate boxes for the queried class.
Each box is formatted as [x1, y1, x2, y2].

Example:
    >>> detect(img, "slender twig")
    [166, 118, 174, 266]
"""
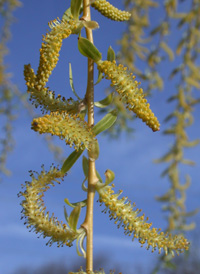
[81, 0, 99, 272]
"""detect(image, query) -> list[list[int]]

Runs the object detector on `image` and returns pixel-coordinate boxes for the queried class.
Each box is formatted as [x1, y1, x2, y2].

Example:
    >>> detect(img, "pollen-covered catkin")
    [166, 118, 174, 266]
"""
[96, 182, 189, 256]
[24, 18, 83, 112]
[31, 112, 95, 151]
[24, 64, 80, 113]
[91, 0, 131, 21]
[35, 18, 79, 90]
[19, 165, 80, 247]
[97, 60, 160, 132]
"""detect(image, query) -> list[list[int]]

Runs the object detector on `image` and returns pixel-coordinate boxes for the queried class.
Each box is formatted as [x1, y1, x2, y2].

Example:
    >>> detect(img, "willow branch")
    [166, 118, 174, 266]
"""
[81, 0, 99, 272]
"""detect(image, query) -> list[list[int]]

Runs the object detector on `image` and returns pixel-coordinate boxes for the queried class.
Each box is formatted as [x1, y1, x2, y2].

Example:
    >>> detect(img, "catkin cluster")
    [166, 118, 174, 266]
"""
[19, 165, 81, 247]
[96, 182, 189, 256]
[91, 0, 131, 21]
[31, 112, 95, 151]
[97, 60, 160, 132]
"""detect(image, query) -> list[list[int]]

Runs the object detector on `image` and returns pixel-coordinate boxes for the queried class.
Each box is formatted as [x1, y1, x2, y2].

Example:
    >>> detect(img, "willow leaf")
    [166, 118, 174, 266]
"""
[93, 110, 117, 135]
[69, 63, 81, 100]
[71, 0, 82, 20]
[64, 198, 87, 208]
[82, 155, 89, 177]
[94, 92, 113, 108]
[107, 46, 115, 62]
[68, 205, 81, 232]
[61, 149, 83, 174]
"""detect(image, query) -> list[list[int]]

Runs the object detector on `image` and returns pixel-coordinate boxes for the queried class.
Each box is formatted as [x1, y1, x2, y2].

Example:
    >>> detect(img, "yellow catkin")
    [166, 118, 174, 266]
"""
[24, 64, 80, 113]
[19, 165, 83, 247]
[24, 18, 82, 111]
[97, 60, 160, 132]
[31, 112, 95, 151]
[91, 0, 131, 21]
[35, 18, 79, 90]
[96, 182, 189, 255]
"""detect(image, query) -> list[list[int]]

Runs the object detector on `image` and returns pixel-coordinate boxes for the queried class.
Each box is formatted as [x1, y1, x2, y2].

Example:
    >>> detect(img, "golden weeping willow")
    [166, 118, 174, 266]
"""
[19, 0, 190, 272]
[118, 0, 200, 271]
[0, 0, 21, 177]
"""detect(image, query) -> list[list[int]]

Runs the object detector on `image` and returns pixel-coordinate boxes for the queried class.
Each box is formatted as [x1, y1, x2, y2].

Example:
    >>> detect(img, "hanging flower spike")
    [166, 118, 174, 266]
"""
[18, 165, 85, 247]
[24, 64, 81, 113]
[31, 112, 95, 151]
[35, 18, 82, 90]
[97, 60, 160, 132]
[91, 0, 131, 21]
[24, 18, 83, 113]
[96, 182, 189, 256]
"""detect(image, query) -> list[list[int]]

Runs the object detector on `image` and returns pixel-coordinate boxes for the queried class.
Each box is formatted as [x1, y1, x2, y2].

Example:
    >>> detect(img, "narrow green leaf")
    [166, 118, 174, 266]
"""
[76, 232, 86, 258]
[82, 156, 89, 177]
[76, 234, 83, 257]
[93, 110, 117, 135]
[69, 63, 81, 100]
[82, 178, 88, 192]
[68, 205, 81, 231]
[61, 149, 83, 174]
[107, 46, 115, 62]
[64, 206, 69, 223]
[94, 70, 103, 85]
[79, 232, 86, 258]
[94, 92, 114, 108]
[71, 0, 82, 20]
[64, 198, 87, 208]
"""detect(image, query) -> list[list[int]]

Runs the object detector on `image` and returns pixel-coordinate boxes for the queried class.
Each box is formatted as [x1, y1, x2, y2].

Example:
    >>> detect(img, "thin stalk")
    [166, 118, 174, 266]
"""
[81, 0, 99, 272]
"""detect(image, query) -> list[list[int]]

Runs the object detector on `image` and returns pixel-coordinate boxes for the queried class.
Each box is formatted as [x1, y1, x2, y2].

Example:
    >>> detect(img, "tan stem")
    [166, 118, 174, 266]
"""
[81, 0, 98, 272]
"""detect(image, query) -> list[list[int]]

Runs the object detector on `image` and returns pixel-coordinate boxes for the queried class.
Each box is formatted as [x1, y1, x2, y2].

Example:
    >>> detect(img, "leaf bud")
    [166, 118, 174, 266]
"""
[78, 37, 102, 62]
[104, 169, 115, 185]
[107, 46, 115, 62]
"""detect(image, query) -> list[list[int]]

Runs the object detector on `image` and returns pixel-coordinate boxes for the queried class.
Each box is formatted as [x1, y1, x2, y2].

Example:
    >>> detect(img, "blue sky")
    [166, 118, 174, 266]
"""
[0, 1, 200, 273]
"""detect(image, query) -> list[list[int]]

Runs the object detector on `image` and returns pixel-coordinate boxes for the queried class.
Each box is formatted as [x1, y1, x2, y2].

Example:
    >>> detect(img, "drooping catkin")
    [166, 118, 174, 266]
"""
[97, 60, 160, 132]
[31, 112, 95, 151]
[35, 18, 80, 90]
[19, 165, 83, 247]
[91, 0, 131, 21]
[24, 18, 83, 112]
[24, 64, 81, 113]
[96, 182, 189, 256]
